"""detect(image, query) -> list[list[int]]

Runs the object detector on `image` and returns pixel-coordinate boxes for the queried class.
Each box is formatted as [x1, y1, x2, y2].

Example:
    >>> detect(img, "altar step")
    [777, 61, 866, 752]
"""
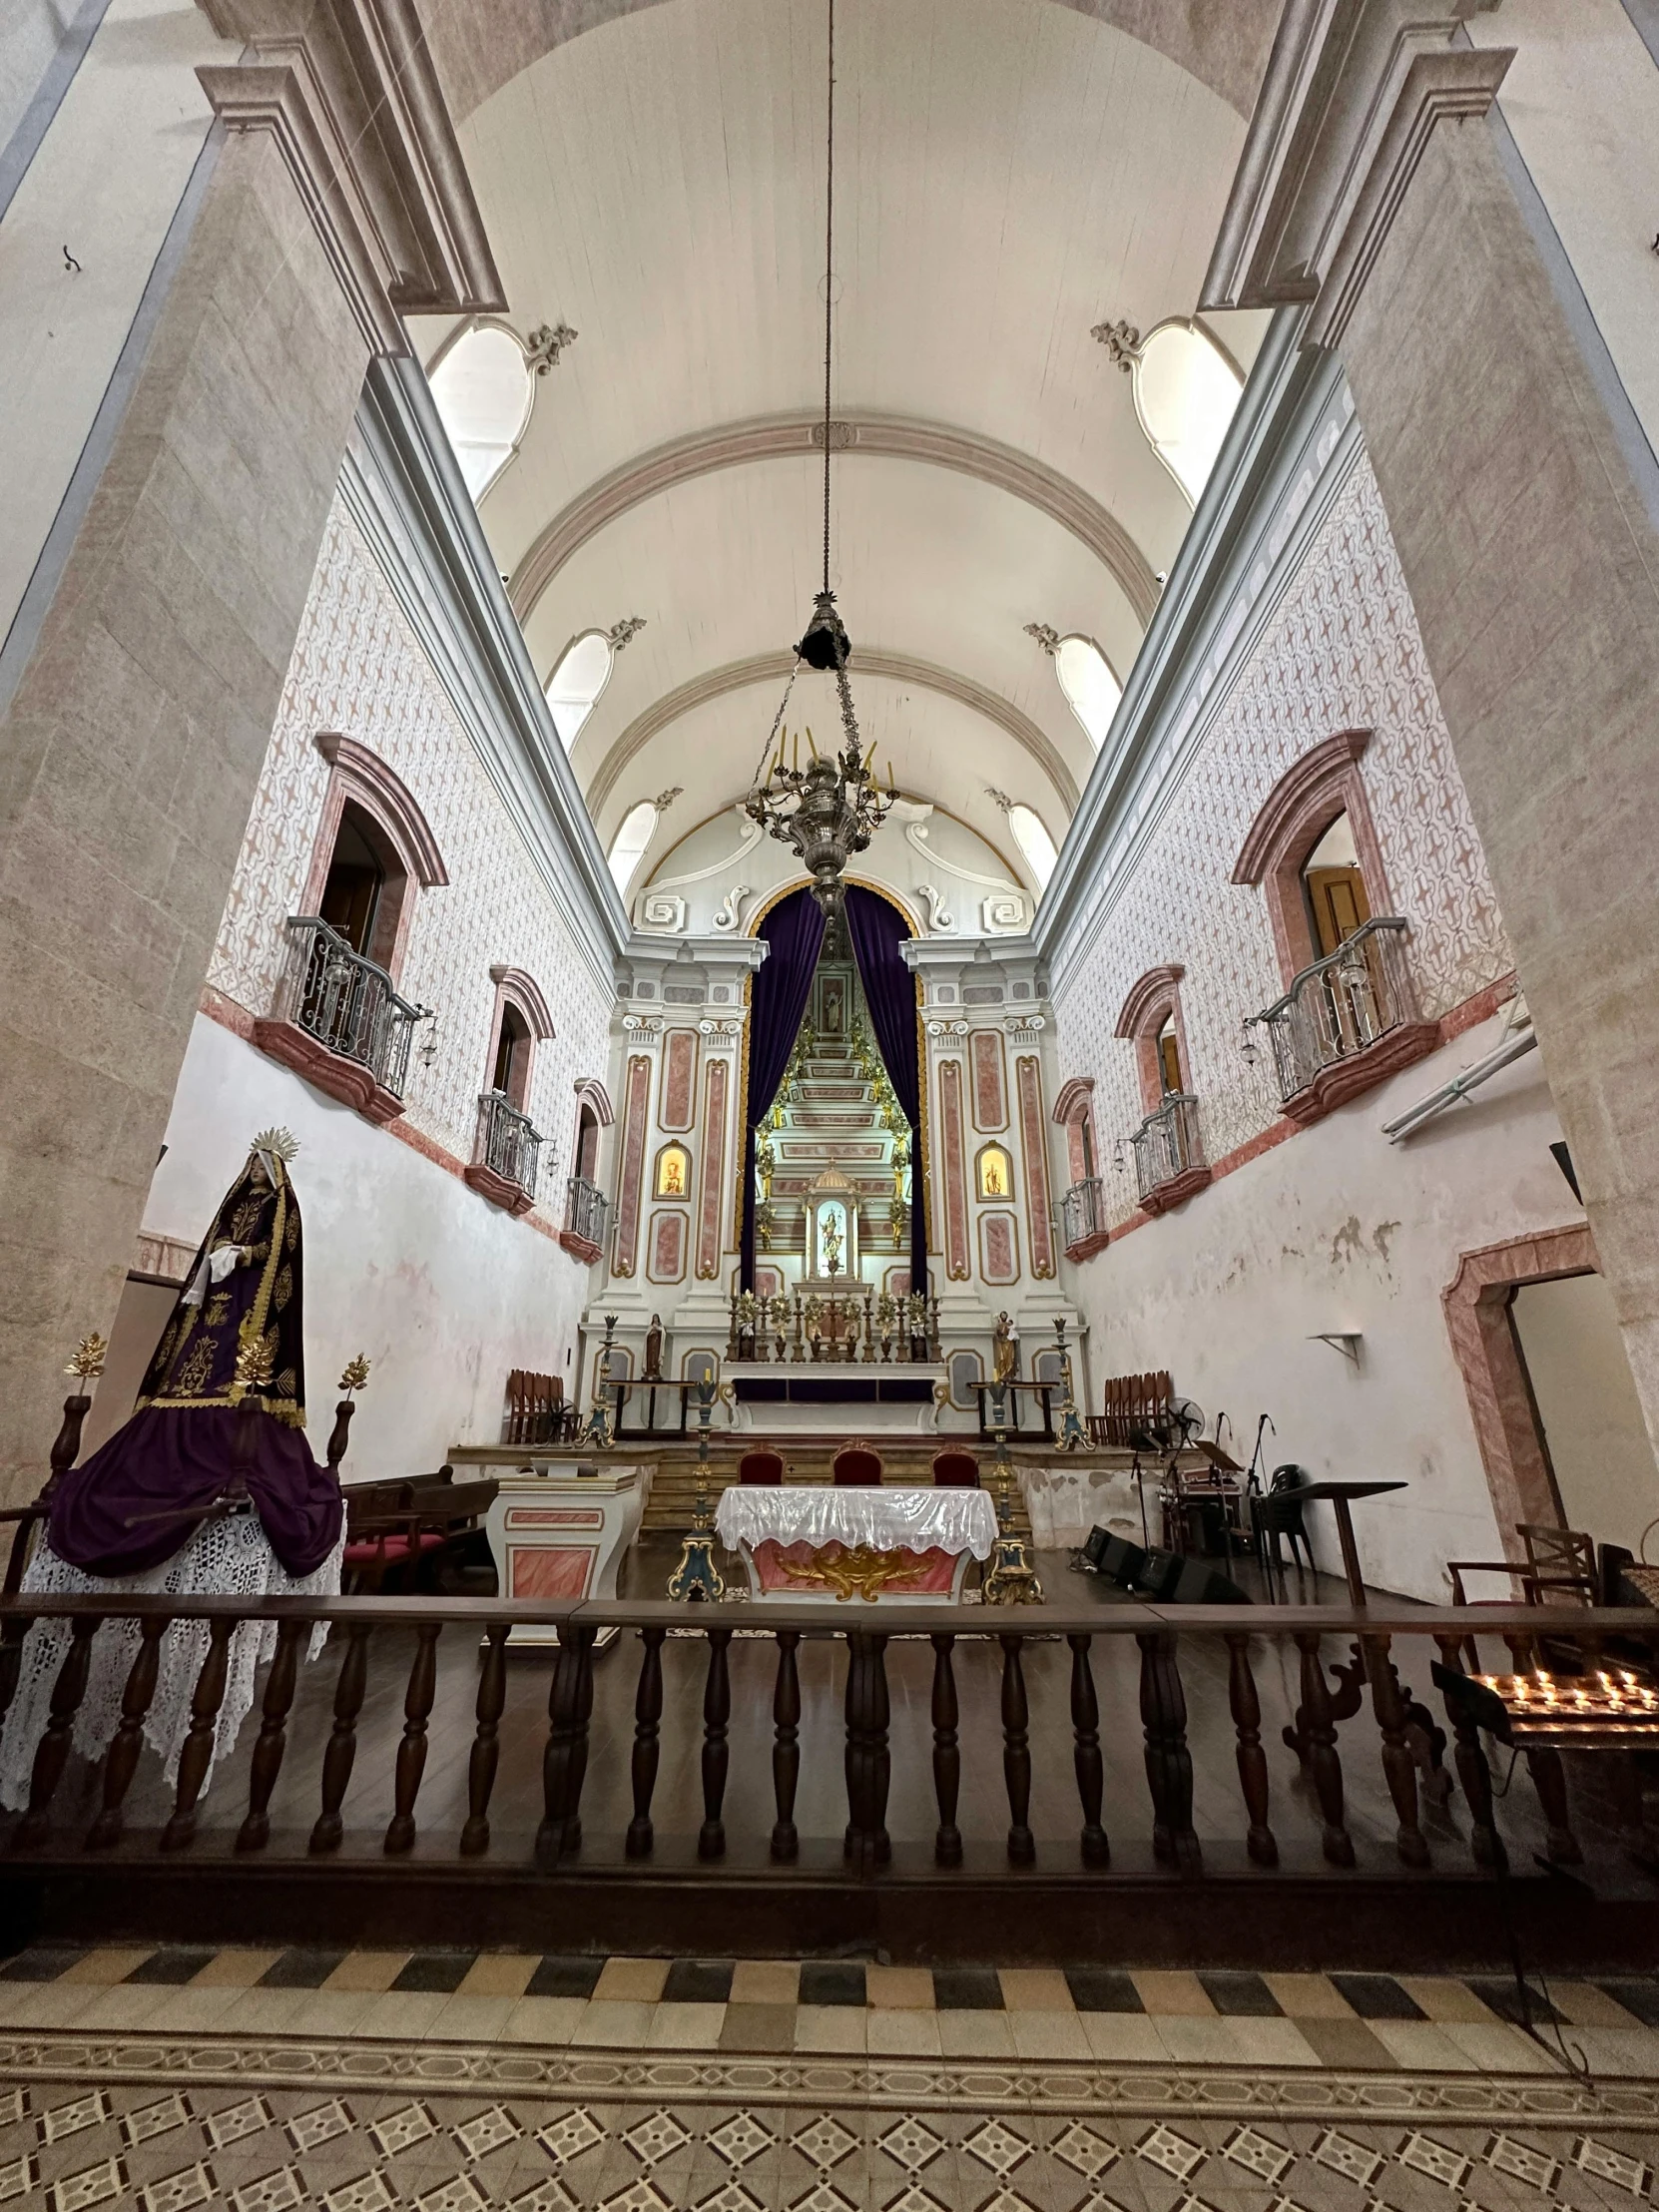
[625, 1441, 1043, 1535]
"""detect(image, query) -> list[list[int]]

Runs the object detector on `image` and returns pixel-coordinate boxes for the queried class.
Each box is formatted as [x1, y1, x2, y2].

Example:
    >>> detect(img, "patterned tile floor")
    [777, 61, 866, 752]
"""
[3, 1948, 1659, 2211]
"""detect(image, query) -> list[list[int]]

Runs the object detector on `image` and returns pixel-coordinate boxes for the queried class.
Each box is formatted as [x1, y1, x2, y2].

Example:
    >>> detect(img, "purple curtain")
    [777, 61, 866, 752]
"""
[740, 887, 826, 1291]
[844, 886, 926, 1294]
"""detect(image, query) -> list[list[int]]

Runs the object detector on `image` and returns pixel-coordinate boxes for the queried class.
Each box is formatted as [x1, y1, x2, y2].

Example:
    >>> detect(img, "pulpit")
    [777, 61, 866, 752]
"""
[714, 1483, 997, 1602]
[446, 1452, 650, 1643]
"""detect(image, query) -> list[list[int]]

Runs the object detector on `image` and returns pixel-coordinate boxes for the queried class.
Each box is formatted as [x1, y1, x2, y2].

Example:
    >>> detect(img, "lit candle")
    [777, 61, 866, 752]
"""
[807, 728, 819, 759]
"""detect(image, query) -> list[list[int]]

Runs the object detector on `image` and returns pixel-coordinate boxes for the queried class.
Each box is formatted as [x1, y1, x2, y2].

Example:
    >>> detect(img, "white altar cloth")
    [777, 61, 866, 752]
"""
[715, 1485, 997, 1560]
[0, 1513, 342, 1812]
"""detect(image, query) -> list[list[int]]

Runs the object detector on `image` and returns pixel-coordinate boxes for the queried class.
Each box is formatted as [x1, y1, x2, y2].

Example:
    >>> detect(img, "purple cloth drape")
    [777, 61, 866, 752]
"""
[740, 887, 827, 1291]
[844, 886, 926, 1294]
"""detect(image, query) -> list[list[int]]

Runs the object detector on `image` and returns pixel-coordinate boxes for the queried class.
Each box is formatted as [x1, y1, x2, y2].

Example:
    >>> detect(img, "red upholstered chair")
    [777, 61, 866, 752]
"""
[831, 1443, 884, 1487]
[931, 1448, 980, 1488]
[739, 1448, 785, 1486]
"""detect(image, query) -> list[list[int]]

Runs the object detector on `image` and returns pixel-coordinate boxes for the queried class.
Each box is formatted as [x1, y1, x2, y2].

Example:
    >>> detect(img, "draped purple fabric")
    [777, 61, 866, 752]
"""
[844, 885, 927, 1294]
[740, 887, 827, 1291]
[48, 1406, 343, 1578]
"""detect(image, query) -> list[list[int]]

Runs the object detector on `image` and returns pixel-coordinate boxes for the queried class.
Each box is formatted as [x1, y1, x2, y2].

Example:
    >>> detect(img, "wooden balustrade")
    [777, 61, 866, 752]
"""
[2, 1591, 1655, 1906]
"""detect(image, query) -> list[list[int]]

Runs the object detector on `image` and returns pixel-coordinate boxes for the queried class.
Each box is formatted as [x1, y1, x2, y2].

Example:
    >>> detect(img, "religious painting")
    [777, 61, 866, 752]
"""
[648, 1210, 686, 1282]
[976, 1143, 1014, 1201]
[812, 1197, 849, 1279]
[970, 1030, 1008, 1131]
[978, 1210, 1020, 1285]
[654, 1141, 692, 1199]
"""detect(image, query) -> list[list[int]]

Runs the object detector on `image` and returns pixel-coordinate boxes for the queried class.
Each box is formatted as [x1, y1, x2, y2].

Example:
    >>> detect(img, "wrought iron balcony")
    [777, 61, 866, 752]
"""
[1130, 1093, 1210, 1214]
[466, 1089, 543, 1215]
[1060, 1177, 1110, 1259]
[1249, 917, 1437, 1125]
[562, 1174, 610, 1263]
[254, 915, 426, 1125]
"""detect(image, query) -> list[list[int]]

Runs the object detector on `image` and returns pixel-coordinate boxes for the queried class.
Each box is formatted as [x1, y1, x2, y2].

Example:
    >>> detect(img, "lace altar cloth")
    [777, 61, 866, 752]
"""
[714, 1484, 998, 1560]
[0, 1512, 343, 1813]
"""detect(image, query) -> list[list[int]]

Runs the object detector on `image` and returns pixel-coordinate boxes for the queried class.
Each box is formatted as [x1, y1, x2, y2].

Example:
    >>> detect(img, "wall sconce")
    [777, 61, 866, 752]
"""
[1111, 1135, 1127, 1173]
[1239, 1020, 1260, 1068]
[418, 1019, 440, 1070]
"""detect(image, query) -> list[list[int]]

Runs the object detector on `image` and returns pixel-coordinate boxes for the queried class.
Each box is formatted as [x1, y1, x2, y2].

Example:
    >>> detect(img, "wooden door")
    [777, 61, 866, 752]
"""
[1306, 864, 1371, 957]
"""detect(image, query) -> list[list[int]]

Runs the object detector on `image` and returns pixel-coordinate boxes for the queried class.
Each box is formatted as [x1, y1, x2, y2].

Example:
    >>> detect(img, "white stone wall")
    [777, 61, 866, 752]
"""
[208, 498, 614, 1205]
[1053, 450, 1512, 1213]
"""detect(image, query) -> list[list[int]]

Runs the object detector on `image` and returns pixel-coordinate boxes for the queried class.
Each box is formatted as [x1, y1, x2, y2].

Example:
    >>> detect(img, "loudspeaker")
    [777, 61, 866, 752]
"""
[1135, 1546, 1187, 1601]
[1169, 1557, 1252, 1606]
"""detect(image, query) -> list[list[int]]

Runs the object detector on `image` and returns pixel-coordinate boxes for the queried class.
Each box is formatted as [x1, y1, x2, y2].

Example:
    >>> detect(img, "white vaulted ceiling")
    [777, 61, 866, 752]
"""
[414, 0, 1272, 905]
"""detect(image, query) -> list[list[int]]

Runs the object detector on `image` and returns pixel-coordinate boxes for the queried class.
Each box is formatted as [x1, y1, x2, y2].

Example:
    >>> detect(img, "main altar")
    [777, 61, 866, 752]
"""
[714, 1482, 997, 1601]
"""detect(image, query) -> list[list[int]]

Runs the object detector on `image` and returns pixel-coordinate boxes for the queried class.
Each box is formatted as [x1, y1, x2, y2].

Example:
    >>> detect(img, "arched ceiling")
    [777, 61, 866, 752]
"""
[412, 0, 1278, 893]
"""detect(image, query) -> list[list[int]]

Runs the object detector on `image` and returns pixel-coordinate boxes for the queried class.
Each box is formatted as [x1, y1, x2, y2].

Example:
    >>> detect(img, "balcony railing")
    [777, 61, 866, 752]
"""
[274, 915, 425, 1103]
[565, 1174, 610, 1253]
[1251, 916, 1418, 1104]
[473, 1089, 542, 1202]
[1060, 1177, 1109, 1256]
[1131, 1092, 1206, 1207]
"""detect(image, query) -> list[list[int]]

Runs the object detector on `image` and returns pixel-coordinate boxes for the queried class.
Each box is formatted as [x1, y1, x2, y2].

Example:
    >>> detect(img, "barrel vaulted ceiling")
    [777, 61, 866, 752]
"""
[411, 0, 1282, 889]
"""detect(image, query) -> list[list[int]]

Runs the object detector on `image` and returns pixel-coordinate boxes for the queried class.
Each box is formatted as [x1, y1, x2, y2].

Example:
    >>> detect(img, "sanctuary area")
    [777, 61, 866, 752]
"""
[4, 0, 1659, 2191]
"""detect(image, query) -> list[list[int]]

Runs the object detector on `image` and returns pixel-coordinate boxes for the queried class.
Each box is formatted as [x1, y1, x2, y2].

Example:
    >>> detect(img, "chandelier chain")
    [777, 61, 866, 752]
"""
[823, 0, 834, 597]
[748, 656, 802, 795]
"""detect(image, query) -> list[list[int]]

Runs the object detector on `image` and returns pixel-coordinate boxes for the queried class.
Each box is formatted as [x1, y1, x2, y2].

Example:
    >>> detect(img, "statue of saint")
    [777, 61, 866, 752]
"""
[644, 1314, 664, 1380]
[992, 1311, 1020, 1385]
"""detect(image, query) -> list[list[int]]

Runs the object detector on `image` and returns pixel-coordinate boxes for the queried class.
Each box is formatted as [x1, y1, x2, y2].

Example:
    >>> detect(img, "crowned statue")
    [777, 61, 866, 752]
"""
[0, 1130, 348, 1812]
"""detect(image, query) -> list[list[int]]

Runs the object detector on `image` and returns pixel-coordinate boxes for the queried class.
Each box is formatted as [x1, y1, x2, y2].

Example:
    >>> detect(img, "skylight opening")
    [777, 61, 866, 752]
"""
[547, 630, 617, 748]
[1008, 804, 1059, 891]
[1054, 636, 1122, 750]
[1132, 321, 1244, 507]
[428, 323, 535, 500]
[608, 800, 658, 894]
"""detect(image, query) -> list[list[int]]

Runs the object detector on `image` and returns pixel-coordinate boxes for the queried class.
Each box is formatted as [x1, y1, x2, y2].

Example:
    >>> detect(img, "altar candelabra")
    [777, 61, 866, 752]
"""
[982, 1381, 1043, 1605]
[667, 1376, 728, 1601]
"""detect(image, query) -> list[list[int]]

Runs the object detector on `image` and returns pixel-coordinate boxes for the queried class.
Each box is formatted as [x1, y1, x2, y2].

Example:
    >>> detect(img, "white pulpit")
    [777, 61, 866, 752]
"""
[714, 1484, 997, 1603]
[447, 1456, 650, 1642]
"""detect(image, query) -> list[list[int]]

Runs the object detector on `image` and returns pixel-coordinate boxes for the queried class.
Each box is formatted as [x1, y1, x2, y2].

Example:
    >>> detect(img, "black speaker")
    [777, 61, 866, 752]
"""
[1169, 1558, 1252, 1605]
[1083, 1524, 1111, 1568]
[1135, 1546, 1186, 1601]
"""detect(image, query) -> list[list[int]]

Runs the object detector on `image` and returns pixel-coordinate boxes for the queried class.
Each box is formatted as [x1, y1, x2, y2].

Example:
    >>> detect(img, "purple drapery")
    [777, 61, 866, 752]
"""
[844, 886, 926, 1294]
[740, 887, 826, 1291]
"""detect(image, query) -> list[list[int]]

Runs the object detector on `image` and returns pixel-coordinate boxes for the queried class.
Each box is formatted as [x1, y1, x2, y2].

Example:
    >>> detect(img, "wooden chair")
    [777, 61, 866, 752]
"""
[739, 1448, 785, 1486]
[504, 1371, 566, 1445]
[1445, 1522, 1599, 1668]
[831, 1442, 884, 1487]
[931, 1448, 980, 1488]
[1092, 1371, 1175, 1447]
[342, 1471, 498, 1594]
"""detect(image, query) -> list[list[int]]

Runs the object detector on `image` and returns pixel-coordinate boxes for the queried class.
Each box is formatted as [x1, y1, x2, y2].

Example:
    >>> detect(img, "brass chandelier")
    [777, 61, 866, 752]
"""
[744, 0, 893, 915]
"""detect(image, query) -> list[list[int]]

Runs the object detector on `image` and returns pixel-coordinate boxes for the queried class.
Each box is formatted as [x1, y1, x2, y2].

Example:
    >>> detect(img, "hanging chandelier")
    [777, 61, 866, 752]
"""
[744, 0, 893, 916]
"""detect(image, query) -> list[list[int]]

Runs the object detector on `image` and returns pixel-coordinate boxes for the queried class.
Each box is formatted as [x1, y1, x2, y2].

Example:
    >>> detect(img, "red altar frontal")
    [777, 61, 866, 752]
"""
[713, 1484, 998, 1602]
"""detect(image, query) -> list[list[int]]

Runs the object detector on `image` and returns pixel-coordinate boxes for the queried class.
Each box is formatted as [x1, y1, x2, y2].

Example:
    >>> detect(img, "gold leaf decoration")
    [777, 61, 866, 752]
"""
[64, 1334, 108, 1381]
[338, 1355, 371, 1394]
[235, 1335, 276, 1388]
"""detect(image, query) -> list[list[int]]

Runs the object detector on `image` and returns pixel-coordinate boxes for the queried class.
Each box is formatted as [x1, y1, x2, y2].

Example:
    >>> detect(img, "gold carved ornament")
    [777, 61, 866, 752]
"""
[778, 1542, 925, 1601]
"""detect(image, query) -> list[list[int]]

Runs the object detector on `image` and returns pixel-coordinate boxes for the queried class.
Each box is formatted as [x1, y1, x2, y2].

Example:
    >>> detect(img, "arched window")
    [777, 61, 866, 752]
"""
[1232, 731, 1391, 987]
[1301, 811, 1372, 957]
[1115, 964, 1192, 1116]
[428, 324, 536, 500]
[547, 630, 616, 748]
[1133, 321, 1244, 506]
[1008, 804, 1059, 891]
[575, 1102, 601, 1182]
[1054, 636, 1121, 749]
[608, 800, 658, 894]
[492, 1002, 532, 1109]
[317, 803, 393, 961]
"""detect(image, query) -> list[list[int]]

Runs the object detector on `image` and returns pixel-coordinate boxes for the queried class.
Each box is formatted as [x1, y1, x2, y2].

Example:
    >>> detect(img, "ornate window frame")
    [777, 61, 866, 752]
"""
[1231, 730, 1388, 988]
[301, 732, 449, 984]
[1115, 962, 1193, 1117]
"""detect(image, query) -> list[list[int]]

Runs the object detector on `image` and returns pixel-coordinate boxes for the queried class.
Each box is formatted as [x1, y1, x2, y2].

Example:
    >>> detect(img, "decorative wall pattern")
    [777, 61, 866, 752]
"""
[1052, 451, 1512, 1232]
[207, 501, 612, 1212]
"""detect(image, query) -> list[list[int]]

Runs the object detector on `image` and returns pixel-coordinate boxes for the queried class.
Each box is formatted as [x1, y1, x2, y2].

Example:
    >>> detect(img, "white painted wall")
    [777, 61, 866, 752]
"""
[136, 1015, 595, 1480]
[1069, 1013, 1586, 1602]
[1512, 1271, 1659, 1555]
[0, 0, 230, 646]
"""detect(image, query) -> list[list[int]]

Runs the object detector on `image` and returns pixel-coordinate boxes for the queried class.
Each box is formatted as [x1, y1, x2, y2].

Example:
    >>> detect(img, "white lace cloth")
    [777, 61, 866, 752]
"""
[714, 1485, 998, 1560]
[0, 1513, 342, 1813]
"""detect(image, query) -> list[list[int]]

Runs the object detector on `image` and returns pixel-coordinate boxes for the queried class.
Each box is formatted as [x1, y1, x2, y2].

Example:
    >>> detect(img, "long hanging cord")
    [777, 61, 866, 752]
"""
[822, 0, 834, 597]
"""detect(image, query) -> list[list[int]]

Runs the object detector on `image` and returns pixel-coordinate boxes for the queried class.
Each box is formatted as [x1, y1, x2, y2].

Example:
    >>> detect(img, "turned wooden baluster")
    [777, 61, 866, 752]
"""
[842, 1629, 891, 1872]
[86, 1616, 168, 1850]
[1224, 1631, 1277, 1867]
[1363, 1633, 1428, 1868]
[309, 1621, 372, 1855]
[1000, 1634, 1035, 1866]
[1293, 1630, 1355, 1867]
[1067, 1633, 1109, 1868]
[161, 1616, 236, 1852]
[1433, 1632, 1504, 1868]
[459, 1623, 509, 1858]
[15, 1615, 101, 1850]
[0, 1616, 28, 1733]
[236, 1618, 304, 1854]
[1499, 1629, 1581, 1864]
[323, 1395, 357, 1475]
[930, 1632, 962, 1868]
[538, 1622, 597, 1860]
[1136, 1629, 1200, 1872]
[626, 1626, 666, 1860]
[383, 1621, 442, 1855]
[770, 1629, 802, 1862]
[5, 1388, 95, 1596]
[699, 1626, 733, 1861]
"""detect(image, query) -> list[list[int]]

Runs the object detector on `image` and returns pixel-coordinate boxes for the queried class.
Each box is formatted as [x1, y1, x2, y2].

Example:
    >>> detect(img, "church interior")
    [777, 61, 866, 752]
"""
[5, 0, 1659, 2197]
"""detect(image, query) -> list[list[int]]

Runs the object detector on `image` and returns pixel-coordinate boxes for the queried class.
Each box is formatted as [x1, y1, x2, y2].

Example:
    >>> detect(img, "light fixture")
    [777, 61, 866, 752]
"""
[744, 0, 892, 916]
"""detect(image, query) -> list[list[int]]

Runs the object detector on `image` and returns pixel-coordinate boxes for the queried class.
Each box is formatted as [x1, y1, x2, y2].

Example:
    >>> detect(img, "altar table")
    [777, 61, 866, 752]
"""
[714, 1484, 997, 1602]
[458, 1461, 649, 1643]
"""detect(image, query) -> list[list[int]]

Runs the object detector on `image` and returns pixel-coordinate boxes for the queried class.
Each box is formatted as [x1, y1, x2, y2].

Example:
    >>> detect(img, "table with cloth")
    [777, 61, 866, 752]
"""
[714, 1484, 998, 1602]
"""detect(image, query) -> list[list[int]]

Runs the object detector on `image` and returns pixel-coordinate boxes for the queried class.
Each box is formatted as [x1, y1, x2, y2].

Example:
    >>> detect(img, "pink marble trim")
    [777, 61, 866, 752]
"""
[1017, 1055, 1055, 1279]
[661, 1029, 698, 1131]
[970, 1030, 1007, 1132]
[938, 1059, 970, 1282]
[613, 1054, 652, 1277]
